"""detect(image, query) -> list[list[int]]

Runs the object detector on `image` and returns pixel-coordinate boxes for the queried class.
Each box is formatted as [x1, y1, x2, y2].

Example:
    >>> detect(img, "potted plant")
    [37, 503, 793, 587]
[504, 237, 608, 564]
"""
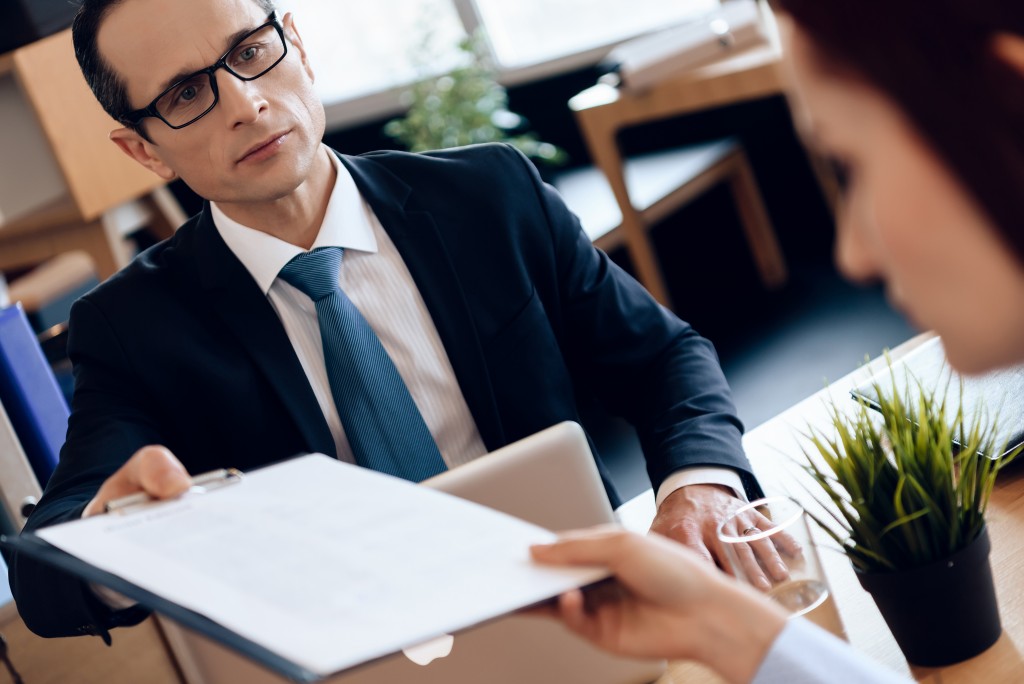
[384, 32, 568, 171]
[800, 363, 1020, 666]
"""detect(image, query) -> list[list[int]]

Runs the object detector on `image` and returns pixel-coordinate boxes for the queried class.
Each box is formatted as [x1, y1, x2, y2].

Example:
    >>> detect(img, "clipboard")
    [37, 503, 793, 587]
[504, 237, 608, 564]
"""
[2, 465, 321, 681]
[5, 530, 318, 681]
[1, 454, 608, 682]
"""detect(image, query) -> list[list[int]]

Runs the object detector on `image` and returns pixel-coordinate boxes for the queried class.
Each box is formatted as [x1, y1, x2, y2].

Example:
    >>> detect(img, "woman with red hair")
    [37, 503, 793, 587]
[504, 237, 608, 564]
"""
[533, 3, 1024, 682]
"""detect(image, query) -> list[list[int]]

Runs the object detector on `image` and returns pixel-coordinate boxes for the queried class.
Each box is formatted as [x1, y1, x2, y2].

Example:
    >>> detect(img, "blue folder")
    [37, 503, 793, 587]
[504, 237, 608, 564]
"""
[0, 305, 68, 485]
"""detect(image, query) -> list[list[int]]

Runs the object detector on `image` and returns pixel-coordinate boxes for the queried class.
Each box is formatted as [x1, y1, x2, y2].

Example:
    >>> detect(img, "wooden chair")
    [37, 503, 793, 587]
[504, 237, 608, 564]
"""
[564, 26, 792, 310]
[553, 137, 786, 309]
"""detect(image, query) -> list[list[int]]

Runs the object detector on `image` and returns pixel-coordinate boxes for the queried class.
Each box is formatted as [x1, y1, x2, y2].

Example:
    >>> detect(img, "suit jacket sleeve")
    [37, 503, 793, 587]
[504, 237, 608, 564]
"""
[753, 619, 911, 683]
[506, 145, 760, 498]
[8, 297, 159, 641]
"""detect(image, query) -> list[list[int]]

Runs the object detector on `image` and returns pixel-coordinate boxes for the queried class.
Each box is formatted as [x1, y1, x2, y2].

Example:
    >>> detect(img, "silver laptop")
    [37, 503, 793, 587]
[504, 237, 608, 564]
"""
[163, 422, 664, 684]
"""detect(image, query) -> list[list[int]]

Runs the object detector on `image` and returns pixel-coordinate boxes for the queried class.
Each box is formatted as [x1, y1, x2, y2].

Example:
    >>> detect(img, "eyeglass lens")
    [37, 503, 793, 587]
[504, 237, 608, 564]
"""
[155, 24, 284, 127]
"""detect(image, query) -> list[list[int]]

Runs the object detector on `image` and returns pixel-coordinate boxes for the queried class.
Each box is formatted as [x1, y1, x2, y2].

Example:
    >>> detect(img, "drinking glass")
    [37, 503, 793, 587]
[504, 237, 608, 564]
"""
[717, 496, 846, 638]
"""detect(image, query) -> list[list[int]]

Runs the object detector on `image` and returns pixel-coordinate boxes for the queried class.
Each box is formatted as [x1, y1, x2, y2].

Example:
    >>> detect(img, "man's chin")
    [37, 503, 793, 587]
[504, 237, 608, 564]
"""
[197, 171, 309, 206]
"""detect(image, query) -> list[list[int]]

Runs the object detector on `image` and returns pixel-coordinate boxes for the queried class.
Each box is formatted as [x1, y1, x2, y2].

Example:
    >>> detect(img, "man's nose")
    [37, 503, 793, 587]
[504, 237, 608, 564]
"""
[214, 70, 267, 128]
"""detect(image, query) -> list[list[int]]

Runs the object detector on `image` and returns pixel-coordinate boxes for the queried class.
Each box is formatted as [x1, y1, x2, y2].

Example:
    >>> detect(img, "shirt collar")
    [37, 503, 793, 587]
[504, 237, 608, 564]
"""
[211, 147, 378, 295]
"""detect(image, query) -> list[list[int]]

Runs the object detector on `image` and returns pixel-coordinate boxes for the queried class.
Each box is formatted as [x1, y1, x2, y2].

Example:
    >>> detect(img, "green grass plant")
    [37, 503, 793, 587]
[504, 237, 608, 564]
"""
[801, 360, 1021, 573]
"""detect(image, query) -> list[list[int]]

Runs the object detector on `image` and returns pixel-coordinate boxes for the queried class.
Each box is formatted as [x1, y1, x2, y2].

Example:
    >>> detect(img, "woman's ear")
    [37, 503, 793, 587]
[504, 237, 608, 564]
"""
[993, 32, 1024, 77]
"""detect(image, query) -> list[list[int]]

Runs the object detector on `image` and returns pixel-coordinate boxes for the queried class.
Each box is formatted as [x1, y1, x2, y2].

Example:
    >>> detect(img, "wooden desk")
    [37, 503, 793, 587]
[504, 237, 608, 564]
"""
[0, 30, 185, 279]
[0, 603, 181, 684]
[18, 333, 1021, 682]
[619, 332, 1024, 683]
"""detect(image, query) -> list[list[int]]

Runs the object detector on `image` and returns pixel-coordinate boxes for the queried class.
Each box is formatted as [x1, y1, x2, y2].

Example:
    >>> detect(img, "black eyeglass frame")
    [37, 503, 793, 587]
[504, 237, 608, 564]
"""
[122, 12, 287, 131]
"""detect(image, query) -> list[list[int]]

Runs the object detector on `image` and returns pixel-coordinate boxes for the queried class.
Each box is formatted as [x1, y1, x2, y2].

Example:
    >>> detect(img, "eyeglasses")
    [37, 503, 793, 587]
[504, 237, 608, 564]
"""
[123, 12, 287, 131]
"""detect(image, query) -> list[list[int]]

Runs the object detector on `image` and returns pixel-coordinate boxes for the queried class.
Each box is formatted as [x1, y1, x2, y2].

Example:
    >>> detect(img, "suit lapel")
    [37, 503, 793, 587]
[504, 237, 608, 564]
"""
[190, 208, 337, 458]
[340, 153, 507, 451]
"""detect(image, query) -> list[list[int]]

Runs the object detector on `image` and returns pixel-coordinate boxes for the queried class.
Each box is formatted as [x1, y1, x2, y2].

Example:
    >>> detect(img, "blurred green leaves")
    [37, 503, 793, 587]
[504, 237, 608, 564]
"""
[384, 33, 568, 166]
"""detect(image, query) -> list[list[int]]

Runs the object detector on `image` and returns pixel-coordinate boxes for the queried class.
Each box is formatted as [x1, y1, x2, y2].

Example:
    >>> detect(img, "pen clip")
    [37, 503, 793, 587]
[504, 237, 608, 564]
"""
[104, 468, 244, 514]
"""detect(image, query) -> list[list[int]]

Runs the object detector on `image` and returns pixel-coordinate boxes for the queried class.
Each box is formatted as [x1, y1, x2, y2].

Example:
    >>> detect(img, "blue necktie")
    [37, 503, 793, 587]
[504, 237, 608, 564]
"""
[278, 247, 447, 481]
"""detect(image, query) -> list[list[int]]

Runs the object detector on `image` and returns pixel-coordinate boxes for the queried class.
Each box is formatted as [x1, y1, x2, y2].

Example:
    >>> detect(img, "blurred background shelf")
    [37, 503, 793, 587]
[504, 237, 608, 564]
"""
[0, 29, 185, 281]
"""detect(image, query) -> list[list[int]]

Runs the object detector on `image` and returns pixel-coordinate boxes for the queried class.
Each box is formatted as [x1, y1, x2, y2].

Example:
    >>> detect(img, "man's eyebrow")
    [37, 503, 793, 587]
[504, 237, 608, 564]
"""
[152, 21, 266, 96]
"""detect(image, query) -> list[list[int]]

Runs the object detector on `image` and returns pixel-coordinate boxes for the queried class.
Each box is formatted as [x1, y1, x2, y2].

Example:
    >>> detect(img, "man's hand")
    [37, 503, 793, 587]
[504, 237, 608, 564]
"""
[82, 445, 192, 517]
[648, 484, 743, 564]
[649, 485, 794, 590]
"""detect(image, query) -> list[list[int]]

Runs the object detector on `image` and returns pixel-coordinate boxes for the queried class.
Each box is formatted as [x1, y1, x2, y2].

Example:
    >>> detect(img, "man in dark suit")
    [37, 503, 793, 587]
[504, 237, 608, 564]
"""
[9, 0, 765, 641]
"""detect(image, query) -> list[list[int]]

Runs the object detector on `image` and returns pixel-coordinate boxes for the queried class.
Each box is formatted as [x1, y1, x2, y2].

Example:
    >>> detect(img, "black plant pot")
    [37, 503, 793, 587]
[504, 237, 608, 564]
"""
[856, 527, 1001, 667]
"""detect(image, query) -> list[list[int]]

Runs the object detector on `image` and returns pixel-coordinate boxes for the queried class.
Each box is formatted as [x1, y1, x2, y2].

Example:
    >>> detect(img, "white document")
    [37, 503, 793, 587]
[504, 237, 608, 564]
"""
[37, 454, 608, 678]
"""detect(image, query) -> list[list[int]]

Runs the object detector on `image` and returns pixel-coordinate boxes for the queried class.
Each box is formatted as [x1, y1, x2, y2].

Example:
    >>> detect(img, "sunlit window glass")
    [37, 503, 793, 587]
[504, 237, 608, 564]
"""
[277, 0, 468, 104]
[470, 0, 721, 68]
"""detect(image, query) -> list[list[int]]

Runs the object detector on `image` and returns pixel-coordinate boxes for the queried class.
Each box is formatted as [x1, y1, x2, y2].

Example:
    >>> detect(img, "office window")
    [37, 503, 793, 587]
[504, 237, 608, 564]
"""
[276, 0, 725, 127]
[469, 0, 721, 68]
[278, 0, 468, 104]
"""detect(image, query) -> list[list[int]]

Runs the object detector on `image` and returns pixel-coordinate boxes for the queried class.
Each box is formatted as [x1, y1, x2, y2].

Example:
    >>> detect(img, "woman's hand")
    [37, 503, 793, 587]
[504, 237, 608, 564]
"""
[530, 527, 788, 684]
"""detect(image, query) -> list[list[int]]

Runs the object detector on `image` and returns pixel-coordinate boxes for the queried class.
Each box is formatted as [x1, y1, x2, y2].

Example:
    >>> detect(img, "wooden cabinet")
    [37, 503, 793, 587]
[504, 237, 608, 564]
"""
[0, 30, 184, 279]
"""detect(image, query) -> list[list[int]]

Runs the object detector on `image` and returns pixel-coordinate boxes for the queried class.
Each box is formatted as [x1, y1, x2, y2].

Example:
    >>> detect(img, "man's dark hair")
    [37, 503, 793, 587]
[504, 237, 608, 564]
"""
[72, 0, 277, 131]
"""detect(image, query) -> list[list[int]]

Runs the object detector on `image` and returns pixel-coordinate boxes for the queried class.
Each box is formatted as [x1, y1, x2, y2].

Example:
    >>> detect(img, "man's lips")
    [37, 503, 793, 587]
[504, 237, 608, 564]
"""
[237, 131, 290, 164]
